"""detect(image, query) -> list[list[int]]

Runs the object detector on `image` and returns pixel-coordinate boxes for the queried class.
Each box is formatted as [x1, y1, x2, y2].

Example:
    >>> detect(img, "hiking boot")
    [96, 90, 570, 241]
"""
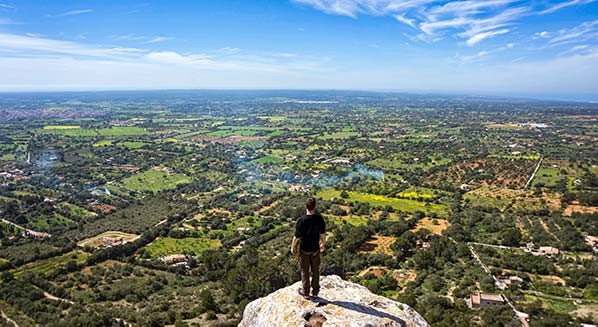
[298, 288, 310, 299]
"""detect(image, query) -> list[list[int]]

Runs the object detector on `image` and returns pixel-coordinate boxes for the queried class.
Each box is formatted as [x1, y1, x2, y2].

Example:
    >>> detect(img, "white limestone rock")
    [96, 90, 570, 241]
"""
[239, 275, 429, 327]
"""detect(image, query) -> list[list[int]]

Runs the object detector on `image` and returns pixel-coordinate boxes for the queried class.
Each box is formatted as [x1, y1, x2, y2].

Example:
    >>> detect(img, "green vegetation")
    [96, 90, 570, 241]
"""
[144, 237, 221, 258]
[1, 91, 595, 326]
[10, 251, 89, 278]
[97, 126, 149, 136]
[122, 169, 191, 192]
[318, 189, 448, 217]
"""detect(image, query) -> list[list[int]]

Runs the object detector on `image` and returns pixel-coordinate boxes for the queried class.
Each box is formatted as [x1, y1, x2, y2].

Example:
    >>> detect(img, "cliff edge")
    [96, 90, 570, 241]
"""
[239, 275, 429, 327]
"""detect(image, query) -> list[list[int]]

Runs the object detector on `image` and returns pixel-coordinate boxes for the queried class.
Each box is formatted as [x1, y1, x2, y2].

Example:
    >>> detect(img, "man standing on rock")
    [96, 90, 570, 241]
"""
[291, 197, 326, 298]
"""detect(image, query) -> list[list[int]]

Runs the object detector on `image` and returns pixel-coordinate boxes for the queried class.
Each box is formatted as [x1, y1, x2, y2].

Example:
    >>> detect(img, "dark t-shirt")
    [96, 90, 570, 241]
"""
[295, 213, 326, 252]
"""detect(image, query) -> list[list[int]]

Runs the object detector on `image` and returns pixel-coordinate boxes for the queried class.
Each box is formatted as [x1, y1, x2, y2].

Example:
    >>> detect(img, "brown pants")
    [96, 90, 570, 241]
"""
[299, 249, 321, 296]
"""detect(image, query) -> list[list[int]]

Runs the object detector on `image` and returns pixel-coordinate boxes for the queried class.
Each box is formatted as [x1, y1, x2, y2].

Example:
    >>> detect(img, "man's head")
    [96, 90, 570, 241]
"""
[305, 197, 317, 212]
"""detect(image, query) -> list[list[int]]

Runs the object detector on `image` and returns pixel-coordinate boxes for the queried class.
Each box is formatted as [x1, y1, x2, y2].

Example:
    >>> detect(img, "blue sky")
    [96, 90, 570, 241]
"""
[0, 1, 597, 99]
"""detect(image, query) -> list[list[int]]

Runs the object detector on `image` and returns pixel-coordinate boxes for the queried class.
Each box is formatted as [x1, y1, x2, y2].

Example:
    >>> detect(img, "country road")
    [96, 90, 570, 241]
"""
[524, 157, 543, 189]
[468, 243, 529, 327]
[1, 310, 19, 327]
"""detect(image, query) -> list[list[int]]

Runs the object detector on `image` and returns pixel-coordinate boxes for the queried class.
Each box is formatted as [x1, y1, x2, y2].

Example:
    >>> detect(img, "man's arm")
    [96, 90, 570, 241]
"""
[291, 236, 300, 255]
[319, 215, 326, 252]
[319, 233, 327, 253]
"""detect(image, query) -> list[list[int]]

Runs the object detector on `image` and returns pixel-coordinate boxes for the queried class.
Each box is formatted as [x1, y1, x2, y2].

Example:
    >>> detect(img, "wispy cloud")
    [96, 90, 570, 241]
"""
[0, 17, 20, 24]
[49, 9, 93, 18]
[540, 0, 596, 15]
[458, 50, 490, 62]
[465, 28, 510, 46]
[395, 14, 417, 29]
[144, 36, 174, 44]
[0, 33, 143, 58]
[0, 33, 326, 77]
[292, 0, 597, 46]
[549, 20, 598, 46]
[112, 34, 174, 44]
[534, 31, 550, 39]
[0, 3, 15, 9]
[292, 0, 437, 18]
[294, 0, 528, 45]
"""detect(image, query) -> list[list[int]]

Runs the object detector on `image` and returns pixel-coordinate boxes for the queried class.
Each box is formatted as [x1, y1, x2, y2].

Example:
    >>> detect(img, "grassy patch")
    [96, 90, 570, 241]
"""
[123, 169, 191, 192]
[43, 128, 99, 137]
[119, 141, 147, 149]
[144, 237, 221, 258]
[97, 127, 149, 136]
[57, 202, 97, 219]
[42, 125, 81, 130]
[523, 294, 577, 314]
[30, 213, 75, 231]
[318, 189, 448, 217]
[251, 155, 283, 164]
[92, 140, 113, 147]
[10, 251, 89, 278]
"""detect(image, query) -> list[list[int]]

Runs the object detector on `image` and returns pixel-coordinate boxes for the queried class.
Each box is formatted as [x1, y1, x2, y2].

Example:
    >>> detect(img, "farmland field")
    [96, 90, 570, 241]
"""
[358, 235, 396, 255]
[144, 237, 221, 258]
[10, 251, 89, 278]
[318, 189, 448, 217]
[412, 218, 450, 235]
[122, 169, 191, 192]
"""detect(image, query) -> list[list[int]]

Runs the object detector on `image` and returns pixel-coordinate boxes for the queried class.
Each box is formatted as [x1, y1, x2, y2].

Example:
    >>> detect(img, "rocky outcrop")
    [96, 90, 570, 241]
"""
[239, 275, 429, 327]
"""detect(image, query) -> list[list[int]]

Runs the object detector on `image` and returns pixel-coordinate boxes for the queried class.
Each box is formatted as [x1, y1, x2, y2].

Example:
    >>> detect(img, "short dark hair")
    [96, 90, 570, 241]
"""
[305, 197, 317, 211]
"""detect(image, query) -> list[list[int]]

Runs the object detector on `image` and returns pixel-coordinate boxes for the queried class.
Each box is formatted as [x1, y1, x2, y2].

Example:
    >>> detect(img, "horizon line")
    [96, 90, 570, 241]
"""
[0, 87, 596, 104]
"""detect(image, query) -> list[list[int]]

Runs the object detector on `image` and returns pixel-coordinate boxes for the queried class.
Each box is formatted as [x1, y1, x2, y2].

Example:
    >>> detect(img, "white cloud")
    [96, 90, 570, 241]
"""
[292, 0, 437, 17]
[559, 44, 591, 56]
[0, 47, 595, 95]
[458, 49, 490, 62]
[540, 0, 596, 15]
[144, 36, 174, 44]
[0, 3, 14, 9]
[395, 14, 417, 29]
[292, 0, 598, 47]
[49, 9, 93, 18]
[0, 33, 145, 58]
[112, 35, 174, 44]
[0, 33, 331, 91]
[144, 52, 213, 65]
[428, 0, 518, 16]
[294, 0, 530, 46]
[466, 28, 510, 46]
[534, 31, 550, 39]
